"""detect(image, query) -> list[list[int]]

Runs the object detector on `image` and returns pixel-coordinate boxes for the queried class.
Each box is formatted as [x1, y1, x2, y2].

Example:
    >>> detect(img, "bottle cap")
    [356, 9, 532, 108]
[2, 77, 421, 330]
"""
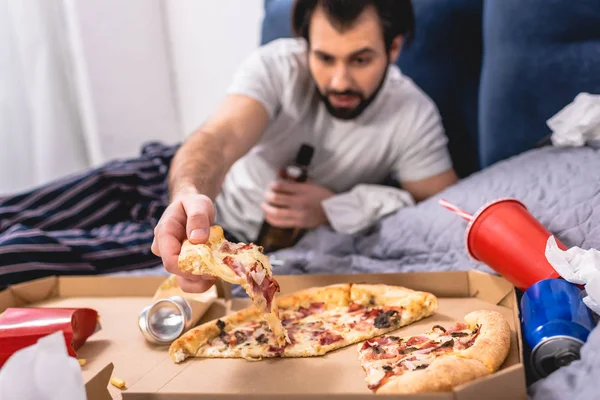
[295, 144, 315, 167]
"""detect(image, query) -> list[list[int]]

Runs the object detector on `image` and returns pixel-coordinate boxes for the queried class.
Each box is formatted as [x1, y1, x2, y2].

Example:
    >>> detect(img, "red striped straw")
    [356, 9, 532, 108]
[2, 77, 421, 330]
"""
[438, 198, 473, 222]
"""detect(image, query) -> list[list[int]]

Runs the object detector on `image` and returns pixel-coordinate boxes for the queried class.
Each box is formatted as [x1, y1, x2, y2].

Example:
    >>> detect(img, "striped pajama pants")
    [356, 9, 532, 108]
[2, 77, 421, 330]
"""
[0, 142, 178, 288]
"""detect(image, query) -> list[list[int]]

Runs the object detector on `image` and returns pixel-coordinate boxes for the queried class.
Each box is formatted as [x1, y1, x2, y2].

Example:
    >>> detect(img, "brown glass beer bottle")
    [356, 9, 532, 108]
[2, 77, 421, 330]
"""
[255, 143, 315, 253]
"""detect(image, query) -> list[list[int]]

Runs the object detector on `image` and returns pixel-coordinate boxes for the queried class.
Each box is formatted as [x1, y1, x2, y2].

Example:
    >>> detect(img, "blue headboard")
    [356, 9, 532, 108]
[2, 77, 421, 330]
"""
[479, 0, 600, 167]
[259, 0, 600, 175]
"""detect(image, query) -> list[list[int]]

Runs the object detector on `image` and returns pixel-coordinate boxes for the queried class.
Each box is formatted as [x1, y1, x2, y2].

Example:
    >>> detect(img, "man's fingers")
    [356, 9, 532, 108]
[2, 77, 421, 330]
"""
[181, 196, 215, 244]
[270, 180, 305, 194]
[158, 230, 186, 276]
[261, 203, 300, 227]
[261, 202, 298, 219]
[151, 236, 160, 256]
[264, 190, 300, 208]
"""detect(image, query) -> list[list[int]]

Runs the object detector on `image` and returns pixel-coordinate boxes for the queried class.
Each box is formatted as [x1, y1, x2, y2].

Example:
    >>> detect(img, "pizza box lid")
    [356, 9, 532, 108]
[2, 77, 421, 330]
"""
[0, 270, 526, 400]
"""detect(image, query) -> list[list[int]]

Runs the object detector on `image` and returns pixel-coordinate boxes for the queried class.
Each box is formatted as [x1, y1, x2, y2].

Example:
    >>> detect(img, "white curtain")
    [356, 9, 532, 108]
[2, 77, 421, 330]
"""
[0, 0, 92, 196]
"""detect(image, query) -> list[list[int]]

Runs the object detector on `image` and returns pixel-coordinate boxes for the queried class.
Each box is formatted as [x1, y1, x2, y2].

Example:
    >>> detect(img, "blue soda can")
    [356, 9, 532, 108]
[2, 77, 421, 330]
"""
[521, 278, 595, 378]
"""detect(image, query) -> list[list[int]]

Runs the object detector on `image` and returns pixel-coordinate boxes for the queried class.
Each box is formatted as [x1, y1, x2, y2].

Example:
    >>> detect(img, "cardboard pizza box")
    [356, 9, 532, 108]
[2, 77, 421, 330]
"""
[0, 271, 527, 400]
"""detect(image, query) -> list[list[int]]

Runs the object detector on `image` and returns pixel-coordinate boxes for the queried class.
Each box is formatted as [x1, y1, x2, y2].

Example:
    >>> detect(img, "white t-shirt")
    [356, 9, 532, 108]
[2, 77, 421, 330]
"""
[213, 38, 453, 242]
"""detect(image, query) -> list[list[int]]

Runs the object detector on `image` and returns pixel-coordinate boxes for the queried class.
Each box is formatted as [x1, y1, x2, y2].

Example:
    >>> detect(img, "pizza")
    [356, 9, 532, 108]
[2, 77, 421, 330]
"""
[178, 225, 289, 346]
[357, 310, 511, 394]
[169, 283, 438, 363]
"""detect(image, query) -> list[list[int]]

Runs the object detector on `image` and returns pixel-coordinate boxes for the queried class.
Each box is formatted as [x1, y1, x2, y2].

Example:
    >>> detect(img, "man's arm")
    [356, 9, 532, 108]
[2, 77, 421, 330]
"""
[152, 94, 269, 293]
[168, 94, 270, 201]
[400, 168, 458, 202]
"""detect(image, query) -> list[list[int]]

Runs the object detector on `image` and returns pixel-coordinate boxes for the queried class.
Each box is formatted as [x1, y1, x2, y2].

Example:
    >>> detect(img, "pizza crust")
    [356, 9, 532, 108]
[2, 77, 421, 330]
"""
[456, 310, 511, 372]
[377, 356, 490, 395]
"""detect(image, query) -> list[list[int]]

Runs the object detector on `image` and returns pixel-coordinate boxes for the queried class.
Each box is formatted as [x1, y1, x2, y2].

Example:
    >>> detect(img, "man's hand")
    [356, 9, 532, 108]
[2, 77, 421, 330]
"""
[261, 180, 334, 229]
[151, 192, 216, 293]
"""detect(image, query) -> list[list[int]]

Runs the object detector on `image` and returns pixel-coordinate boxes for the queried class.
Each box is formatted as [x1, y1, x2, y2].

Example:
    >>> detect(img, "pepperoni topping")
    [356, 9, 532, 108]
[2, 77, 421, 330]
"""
[220, 242, 253, 254]
[219, 242, 232, 253]
[348, 302, 364, 312]
[268, 345, 286, 356]
[464, 324, 481, 348]
[418, 341, 439, 350]
[446, 322, 468, 334]
[369, 348, 397, 360]
[261, 275, 280, 310]
[319, 332, 343, 346]
[362, 309, 381, 320]
[368, 370, 395, 391]
[296, 302, 326, 319]
[405, 336, 428, 346]
[368, 336, 398, 347]
[297, 306, 312, 318]
[222, 256, 246, 277]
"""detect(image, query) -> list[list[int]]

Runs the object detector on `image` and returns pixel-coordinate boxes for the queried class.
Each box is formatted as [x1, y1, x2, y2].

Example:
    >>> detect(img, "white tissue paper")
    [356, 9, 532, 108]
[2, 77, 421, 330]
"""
[0, 331, 86, 400]
[321, 184, 414, 234]
[545, 236, 600, 315]
[547, 92, 600, 147]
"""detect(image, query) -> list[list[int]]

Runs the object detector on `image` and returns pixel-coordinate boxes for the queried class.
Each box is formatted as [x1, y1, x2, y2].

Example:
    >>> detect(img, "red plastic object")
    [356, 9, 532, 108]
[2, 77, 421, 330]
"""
[465, 198, 566, 292]
[0, 307, 99, 368]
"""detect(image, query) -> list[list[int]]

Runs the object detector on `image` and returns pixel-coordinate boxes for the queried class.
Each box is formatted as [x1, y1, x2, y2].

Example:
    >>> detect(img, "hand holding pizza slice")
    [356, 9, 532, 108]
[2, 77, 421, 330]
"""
[177, 225, 290, 346]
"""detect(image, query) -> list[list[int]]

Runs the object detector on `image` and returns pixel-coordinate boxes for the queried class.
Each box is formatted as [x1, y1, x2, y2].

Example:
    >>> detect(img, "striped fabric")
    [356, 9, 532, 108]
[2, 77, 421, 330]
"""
[0, 142, 178, 288]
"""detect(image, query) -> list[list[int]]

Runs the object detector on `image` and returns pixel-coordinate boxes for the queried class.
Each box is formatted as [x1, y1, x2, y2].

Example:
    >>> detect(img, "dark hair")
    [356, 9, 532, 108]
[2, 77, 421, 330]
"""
[291, 0, 415, 50]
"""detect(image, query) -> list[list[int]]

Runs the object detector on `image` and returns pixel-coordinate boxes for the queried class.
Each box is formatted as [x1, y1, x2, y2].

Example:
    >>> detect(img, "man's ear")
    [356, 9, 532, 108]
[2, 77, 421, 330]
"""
[388, 35, 404, 64]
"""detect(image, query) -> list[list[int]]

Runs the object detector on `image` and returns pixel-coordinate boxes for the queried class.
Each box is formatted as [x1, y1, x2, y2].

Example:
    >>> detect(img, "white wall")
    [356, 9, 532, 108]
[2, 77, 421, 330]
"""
[65, 0, 182, 163]
[1, 0, 265, 194]
[165, 0, 265, 136]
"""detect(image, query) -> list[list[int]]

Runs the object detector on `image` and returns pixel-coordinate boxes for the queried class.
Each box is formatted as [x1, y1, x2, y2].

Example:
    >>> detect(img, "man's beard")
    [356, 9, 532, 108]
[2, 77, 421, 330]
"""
[315, 67, 389, 120]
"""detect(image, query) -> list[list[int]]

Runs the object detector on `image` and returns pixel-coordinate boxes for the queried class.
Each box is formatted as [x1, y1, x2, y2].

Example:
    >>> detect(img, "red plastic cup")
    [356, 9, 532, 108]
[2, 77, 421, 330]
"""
[465, 198, 567, 291]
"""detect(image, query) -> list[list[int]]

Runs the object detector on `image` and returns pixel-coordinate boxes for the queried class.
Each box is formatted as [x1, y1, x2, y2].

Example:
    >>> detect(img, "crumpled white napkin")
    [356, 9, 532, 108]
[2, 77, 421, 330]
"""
[545, 236, 600, 314]
[322, 184, 414, 234]
[0, 331, 86, 400]
[547, 92, 600, 147]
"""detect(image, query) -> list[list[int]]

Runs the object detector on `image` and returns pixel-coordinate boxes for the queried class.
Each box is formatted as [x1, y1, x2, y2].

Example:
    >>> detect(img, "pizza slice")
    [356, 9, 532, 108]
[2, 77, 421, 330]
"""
[169, 283, 438, 363]
[178, 225, 289, 346]
[357, 310, 511, 394]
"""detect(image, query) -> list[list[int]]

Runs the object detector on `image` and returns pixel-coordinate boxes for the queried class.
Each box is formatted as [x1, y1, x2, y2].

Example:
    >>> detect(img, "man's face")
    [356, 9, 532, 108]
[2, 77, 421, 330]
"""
[307, 5, 400, 120]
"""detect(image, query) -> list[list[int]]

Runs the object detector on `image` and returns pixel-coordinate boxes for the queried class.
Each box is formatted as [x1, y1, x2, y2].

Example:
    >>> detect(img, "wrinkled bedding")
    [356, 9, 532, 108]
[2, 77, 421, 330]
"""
[115, 145, 600, 397]
[270, 145, 600, 277]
